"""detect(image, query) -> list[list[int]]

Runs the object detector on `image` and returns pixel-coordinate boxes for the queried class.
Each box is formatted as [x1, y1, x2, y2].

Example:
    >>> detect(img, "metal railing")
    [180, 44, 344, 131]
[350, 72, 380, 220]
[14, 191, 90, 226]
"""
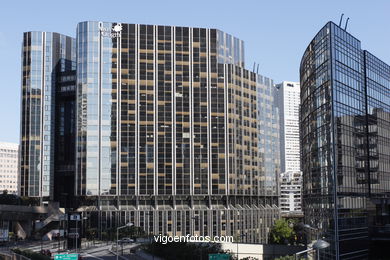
[0, 252, 31, 260]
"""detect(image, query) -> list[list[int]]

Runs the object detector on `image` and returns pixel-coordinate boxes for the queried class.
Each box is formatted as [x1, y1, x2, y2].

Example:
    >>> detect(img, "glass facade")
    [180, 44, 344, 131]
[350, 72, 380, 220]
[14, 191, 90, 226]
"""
[257, 76, 280, 197]
[55, 69, 77, 206]
[20, 32, 75, 198]
[74, 21, 279, 242]
[21, 22, 280, 243]
[300, 22, 390, 259]
[75, 22, 247, 198]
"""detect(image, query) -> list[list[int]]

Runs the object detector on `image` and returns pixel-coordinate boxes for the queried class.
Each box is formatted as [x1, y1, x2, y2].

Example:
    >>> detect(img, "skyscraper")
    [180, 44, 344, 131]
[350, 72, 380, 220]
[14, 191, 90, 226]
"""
[300, 21, 390, 259]
[274, 81, 300, 173]
[20, 21, 280, 243]
[20, 32, 75, 199]
[257, 76, 280, 198]
[274, 81, 302, 215]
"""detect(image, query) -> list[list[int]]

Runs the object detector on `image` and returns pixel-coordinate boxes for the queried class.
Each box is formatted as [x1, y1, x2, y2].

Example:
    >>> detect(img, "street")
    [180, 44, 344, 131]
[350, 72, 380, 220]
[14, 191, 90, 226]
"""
[0, 241, 146, 260]
[81, 243, 143, 260]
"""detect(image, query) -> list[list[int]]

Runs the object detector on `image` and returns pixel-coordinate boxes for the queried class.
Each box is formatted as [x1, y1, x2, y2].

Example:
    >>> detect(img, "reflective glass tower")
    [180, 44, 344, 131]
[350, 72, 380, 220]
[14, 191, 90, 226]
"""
[300, 22, 390, 259]
[20, 21, 280, 243]
[74, 21, 278, 242]
[20, 32, 75, 199]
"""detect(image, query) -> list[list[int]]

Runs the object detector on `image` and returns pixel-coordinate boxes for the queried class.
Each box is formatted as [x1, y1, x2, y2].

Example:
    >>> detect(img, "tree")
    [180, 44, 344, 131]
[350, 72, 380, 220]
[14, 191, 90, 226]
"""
[117, 225, 145, 239]
[269, 219, 295, 245]
[0, 191, 39, 206]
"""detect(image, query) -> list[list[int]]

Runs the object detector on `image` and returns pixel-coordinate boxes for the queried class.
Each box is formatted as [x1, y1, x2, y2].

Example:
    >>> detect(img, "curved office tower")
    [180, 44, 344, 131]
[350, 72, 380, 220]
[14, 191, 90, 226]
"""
[300, 22, 390, 259]
[74, 21, 279, 242]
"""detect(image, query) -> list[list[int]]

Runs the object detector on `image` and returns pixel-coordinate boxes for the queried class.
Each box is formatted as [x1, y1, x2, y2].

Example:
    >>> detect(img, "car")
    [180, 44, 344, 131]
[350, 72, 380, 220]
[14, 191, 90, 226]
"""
[118, 237, 134, 244]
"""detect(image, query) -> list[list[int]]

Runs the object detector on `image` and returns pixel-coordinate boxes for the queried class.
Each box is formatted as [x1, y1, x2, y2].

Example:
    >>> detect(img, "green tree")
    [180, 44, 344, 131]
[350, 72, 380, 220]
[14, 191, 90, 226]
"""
[269, 219, 295, 244]
[118, 225, 145, 238]
[0, 191, 39, 206]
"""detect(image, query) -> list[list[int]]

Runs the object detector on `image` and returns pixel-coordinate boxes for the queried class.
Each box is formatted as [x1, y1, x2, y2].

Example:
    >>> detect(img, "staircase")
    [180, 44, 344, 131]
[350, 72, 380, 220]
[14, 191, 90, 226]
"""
[34, 202, 65, 239]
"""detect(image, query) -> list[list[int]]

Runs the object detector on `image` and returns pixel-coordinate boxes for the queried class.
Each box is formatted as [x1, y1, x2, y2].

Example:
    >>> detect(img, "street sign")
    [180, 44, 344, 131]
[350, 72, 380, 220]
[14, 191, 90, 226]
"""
[209, 254, 230, 260]
[54, 254, 79, 260]
[68, 233, 79, 238]
[70, 214, 80, 221]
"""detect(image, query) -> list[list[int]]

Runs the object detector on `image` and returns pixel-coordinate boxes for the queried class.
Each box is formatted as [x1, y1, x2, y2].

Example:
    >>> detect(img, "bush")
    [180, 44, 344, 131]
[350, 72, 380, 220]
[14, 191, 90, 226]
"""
[0, 191, 39, 206]
[11, 248, 50, 260]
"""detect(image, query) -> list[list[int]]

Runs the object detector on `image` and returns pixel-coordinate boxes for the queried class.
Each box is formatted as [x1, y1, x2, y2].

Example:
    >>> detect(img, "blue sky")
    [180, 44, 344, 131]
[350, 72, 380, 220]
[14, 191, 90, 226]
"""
[1, 0, 389, 143]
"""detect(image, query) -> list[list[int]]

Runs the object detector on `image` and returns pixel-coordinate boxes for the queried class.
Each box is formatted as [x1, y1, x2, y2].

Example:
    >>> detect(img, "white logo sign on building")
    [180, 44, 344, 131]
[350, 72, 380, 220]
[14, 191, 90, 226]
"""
[99, 22, 122, 38]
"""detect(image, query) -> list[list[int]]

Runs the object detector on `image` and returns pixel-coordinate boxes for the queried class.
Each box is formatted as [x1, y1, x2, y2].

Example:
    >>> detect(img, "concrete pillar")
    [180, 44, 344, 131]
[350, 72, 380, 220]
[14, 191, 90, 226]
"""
[14, 220, 32, 239]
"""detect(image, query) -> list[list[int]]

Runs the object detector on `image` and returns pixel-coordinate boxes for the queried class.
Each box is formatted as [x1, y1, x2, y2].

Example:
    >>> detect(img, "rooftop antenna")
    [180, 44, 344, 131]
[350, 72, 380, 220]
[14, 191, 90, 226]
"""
[339, 13, 344, 27]
[252, 62, 256, 73]
[344, 17, 350, 31]
[256, 64, 259, 74]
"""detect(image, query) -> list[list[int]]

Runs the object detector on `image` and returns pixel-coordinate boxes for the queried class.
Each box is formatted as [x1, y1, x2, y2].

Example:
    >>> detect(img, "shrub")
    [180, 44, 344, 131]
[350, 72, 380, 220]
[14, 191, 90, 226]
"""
[11, 248, 50, 260]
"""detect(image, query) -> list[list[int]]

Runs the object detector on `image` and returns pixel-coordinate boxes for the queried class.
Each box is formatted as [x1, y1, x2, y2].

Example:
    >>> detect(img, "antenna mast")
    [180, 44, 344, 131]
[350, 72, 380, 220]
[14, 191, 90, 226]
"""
[339, 13, 344, 27]
[344, 18, 350, 31]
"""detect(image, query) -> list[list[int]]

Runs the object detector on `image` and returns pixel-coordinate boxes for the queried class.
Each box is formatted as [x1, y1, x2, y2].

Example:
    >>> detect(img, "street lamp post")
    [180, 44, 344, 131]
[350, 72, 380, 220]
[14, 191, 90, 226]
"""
[72, 213, 87, 253]
[236, 234, 246, 260]
[39, 216, 44, 252]
[313, 239, 330, 260]
[75, 217, 78, 252]
[80, 216, 88, 250]
[294, 239, 329, 260]
[116, 222, 133, 260]
[300, 224, 329, 260]
[294, 248, 312, 260]
[303, 224, 319, 240]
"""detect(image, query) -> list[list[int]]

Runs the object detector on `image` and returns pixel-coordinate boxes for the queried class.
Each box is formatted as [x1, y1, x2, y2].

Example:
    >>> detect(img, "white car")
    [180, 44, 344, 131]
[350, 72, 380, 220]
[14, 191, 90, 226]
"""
[118, 238, 134, 244]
